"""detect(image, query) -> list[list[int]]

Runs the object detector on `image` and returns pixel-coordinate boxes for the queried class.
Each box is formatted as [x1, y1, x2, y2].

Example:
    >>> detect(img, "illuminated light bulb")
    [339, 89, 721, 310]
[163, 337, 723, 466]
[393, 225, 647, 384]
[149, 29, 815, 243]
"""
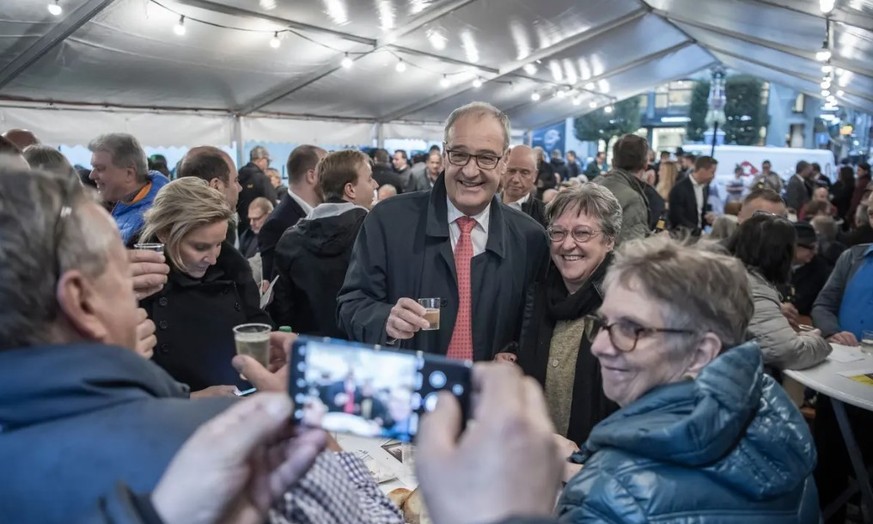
[440, 75, 450, 88]
[821, 79, 831, 89]
[816, 49, 832, 62]
[472, 77, 483, 88]
[836, 89, 845, 97]
[523, 63, 537, 75]
[395, 59, 406, 73]
[341, 53, 354, 68]
[531, 92, 541, 101]
[48, 0, 62, 16]
[555, 89, 566, 98]
[270, 32, 281, 49]
[820, 0, 835, 14]
[821, 89, 831, 96]
[604, 105, 614, 114]
[572, 97, 581, 106]
[584, 82, 595, 90]
[821, 64, 833, 74]
[174, 16, 186, 36]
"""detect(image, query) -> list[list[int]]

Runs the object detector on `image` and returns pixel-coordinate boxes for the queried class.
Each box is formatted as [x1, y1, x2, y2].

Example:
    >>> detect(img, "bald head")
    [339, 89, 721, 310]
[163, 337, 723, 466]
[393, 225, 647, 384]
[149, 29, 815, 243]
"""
[2, 129, 39, 150]
[502, 145, 538, 204]
[183, 145, 236, 175]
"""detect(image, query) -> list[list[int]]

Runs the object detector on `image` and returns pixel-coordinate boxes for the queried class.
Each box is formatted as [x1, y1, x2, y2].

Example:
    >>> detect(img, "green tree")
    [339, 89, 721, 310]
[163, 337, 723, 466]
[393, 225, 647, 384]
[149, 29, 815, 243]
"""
[573, 96, 641, 144]
[723, 75, 769, 146]
[686, 81, 710, 142]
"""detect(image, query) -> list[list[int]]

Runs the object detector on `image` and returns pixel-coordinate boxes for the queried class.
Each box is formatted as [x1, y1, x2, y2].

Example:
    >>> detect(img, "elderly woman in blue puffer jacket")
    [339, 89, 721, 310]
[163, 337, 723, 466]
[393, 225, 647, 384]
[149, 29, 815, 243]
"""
[554, 237, 820, 523]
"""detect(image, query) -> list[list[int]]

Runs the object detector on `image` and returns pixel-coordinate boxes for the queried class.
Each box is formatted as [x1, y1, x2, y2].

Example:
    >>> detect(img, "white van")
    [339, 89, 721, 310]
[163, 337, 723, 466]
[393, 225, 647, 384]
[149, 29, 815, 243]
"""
[680, 145, 837, 198]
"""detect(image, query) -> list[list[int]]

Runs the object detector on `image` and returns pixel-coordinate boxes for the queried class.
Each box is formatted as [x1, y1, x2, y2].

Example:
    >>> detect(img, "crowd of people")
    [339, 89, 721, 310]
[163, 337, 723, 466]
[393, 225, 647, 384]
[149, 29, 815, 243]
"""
[0, 99, 871, 523]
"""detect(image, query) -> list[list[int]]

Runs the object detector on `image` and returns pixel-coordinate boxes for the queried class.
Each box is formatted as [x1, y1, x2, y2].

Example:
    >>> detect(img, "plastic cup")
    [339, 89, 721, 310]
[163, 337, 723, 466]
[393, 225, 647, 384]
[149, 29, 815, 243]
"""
[233, 323, 271, 367]
[134, 243, 164, 253]
[418, 298, 440, 331]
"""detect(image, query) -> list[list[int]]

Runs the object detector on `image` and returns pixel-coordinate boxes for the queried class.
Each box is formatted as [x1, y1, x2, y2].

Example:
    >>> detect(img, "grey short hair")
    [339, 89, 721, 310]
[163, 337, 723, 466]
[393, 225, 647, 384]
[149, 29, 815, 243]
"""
[444, 102, 511, 152]
[250, 145, 270, 161]
[605, 236, 753, 352]
[545, 183, 623, 242]
[0, 168, 112, 351]
[22, 145, 75, 178]
[88, 133, 148, 182]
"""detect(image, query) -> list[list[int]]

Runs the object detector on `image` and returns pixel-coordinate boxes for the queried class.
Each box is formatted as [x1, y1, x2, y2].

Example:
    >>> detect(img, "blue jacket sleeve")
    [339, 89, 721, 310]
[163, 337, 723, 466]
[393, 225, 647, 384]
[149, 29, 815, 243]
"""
[336, 211, 394, 344]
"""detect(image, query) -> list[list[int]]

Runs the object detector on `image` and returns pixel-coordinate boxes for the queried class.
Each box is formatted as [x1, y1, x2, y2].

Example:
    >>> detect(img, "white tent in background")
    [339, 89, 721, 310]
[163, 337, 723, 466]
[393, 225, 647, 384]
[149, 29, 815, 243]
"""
[1, 0, 871, 150]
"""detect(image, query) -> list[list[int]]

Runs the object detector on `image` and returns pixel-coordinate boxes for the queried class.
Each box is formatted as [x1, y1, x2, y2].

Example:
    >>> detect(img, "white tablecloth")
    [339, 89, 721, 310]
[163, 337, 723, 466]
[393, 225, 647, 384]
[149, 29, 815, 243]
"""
[783, 344, 873, 412]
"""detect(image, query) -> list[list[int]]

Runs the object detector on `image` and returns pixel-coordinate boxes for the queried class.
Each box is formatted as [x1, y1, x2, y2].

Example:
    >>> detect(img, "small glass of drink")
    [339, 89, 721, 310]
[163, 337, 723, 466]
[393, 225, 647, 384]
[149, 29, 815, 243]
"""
[233, 323, 272, 367]
[417, 298, 440, 331]
[861, 330, 873, 356]
[134, 243, 164, 253]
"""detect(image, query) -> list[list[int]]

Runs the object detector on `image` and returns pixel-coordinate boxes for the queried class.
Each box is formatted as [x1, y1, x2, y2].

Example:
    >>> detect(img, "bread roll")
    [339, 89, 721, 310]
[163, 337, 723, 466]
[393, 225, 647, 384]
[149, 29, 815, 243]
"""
[387, 487, 411, 510]
[402, 488, 431, 524]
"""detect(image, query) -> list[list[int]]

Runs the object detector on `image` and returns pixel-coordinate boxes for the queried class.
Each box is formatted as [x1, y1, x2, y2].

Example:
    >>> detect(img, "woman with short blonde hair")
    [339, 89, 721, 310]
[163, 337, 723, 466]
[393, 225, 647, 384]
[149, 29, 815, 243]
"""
[140, 177, 271, 397]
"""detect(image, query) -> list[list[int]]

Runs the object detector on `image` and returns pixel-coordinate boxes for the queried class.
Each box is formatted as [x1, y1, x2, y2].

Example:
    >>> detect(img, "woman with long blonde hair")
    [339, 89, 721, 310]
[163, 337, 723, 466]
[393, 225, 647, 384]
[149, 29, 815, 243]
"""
[139, 177, 271, 397]
[656, 160, 679, 202]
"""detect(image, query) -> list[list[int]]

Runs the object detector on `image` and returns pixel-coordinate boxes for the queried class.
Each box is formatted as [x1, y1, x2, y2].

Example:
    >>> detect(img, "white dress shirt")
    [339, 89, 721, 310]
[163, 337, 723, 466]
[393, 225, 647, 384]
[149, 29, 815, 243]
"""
[287, 187, 314, 216]
[690, 176, 706, 228]
[447, 197, 490, 257]
[505, 192, 530, 211]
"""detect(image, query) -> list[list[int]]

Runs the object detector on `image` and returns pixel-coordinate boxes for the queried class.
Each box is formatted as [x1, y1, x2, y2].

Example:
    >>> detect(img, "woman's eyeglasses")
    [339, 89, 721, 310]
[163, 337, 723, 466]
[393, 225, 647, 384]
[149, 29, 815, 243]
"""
[584, 314, 697, 352]
[547, 228, 601, 244]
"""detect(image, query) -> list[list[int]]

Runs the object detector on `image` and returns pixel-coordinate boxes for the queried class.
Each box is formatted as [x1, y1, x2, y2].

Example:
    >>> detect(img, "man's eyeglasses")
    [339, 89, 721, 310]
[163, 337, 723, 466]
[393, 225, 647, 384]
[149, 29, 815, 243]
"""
[445, 149, 502, 170]
[547, 227, 601, 244]
[53, 179, 78, 285]
[584, 314, 697, 352]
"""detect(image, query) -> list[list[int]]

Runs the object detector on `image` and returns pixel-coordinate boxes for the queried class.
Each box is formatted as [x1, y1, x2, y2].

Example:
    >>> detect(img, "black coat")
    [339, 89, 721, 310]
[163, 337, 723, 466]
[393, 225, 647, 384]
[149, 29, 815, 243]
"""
[142, 243, 272, 391]
[372, 164, 405, 194]
[337, 174, 549, 361]
[643, 183, 665, 230]
[520, 196, 548, 228]
[668, 176, 709, 235]
[271, 202, 367, 338]
[518, 258, 618, 446]
[831, 180, 854, 224]
[550, 159, 570, 181]
[790, 254, 832, 316]
[237, 162, 274, 235]
[258, 193, 308, 280]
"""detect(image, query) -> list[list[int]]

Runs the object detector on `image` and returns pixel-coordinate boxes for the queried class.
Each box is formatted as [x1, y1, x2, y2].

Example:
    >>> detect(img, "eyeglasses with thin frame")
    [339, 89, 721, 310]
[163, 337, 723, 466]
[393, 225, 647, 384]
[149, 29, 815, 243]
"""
[584, 314, 697, 352]
[547, 227, 602, 244]
[444, 148, 502, 170]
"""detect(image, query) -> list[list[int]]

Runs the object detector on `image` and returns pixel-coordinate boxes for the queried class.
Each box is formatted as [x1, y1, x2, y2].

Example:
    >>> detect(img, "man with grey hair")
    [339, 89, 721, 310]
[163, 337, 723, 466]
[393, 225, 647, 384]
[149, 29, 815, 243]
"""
[0, 167, 232, 522]
[237, 145, 275, 237]
[0, 135, 28, 170]
[338, 102, 549, 362]
[88, 133, 169, 244]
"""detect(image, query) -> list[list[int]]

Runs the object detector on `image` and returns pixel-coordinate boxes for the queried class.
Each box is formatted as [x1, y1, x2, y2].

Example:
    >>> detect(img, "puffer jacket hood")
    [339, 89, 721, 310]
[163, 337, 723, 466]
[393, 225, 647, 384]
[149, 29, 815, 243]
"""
[581, 342, 816, 500]
[292, 202, 368, 257]
[0, 343, 188, 432]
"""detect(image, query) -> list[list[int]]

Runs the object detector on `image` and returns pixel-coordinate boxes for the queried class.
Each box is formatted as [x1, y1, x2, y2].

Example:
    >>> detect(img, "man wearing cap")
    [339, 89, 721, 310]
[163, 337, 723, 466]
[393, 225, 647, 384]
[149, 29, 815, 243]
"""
[790, 222, 832, 317]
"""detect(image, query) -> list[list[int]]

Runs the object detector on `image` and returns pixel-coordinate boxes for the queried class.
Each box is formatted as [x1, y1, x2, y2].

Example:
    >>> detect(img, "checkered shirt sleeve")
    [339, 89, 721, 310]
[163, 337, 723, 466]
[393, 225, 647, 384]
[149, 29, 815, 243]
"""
[270, 451, 404, 524]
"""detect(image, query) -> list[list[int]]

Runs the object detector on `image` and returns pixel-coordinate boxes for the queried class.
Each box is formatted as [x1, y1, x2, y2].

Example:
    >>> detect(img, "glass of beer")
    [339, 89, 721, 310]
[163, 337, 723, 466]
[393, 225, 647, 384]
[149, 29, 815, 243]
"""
[233, 323, 272, 367]
[417, 298, 440, 331]
[134, 243, 164, 253]
[861, 330, 873, 356]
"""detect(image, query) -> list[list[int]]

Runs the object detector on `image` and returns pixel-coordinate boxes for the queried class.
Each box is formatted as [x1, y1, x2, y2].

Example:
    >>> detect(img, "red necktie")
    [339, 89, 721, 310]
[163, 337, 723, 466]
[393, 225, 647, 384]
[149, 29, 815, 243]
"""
[447, 217, 475, 361]
[344, 384, 355, 414]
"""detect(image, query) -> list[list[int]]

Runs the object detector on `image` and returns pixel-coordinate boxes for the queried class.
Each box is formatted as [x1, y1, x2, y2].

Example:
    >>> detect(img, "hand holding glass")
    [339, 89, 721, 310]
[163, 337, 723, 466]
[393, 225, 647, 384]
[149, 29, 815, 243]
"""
[418, 298, 440, 331]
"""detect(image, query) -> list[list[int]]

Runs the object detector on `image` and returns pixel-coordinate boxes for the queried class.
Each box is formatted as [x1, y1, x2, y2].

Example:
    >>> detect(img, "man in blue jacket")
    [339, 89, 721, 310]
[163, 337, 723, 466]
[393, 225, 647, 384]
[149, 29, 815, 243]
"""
[88, 133, 169, 244]
[337, 102, 549, 362]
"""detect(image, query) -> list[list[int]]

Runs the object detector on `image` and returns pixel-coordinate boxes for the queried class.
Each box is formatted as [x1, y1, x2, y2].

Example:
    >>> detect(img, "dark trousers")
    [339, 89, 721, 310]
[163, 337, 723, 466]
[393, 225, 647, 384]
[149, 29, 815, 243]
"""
[814, 395, 873, 522]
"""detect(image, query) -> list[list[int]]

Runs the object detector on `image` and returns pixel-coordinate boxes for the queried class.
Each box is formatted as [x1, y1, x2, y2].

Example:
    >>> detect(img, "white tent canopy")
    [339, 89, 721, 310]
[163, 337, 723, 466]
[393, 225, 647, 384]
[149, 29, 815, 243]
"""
[1, 0, 871, 147]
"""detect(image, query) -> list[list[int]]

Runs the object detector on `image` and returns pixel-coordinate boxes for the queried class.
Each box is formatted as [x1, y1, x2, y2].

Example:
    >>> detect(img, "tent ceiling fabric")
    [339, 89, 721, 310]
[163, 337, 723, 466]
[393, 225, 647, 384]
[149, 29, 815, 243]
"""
[0, 0, 871, 137]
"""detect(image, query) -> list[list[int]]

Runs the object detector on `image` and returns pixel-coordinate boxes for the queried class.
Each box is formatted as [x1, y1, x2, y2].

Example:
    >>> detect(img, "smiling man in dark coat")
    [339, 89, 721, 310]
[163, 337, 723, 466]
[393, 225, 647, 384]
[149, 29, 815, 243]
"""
[337, 102, 549, 362]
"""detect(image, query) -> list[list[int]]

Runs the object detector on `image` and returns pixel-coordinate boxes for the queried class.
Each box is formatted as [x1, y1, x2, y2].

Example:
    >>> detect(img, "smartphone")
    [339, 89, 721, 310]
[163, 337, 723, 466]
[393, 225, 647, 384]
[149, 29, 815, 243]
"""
[288, 336, 473, 443]
[235, 387, 258, 397]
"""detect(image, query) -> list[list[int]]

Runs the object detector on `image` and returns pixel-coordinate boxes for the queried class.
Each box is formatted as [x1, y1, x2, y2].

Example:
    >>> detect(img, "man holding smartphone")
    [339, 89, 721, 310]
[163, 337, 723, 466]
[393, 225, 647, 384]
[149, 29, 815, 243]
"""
[337, 102, 549, 362]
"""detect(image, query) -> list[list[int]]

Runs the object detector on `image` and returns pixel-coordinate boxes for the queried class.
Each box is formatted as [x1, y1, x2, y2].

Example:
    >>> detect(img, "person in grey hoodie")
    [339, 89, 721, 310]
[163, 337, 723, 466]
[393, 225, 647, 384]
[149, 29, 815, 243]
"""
[727, 213, 831, 370]
[270, 150, 377, 337]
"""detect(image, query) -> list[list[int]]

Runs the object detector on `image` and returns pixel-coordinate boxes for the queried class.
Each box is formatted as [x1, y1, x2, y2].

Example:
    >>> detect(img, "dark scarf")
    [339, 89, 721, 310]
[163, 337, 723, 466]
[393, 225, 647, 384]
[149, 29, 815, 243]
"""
[546, 251, 613, 321]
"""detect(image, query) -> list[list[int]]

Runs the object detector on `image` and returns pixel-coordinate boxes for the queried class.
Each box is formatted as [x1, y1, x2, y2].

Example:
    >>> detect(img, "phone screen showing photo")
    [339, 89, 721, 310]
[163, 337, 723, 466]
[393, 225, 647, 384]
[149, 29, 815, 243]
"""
[289, 337, 472, 442]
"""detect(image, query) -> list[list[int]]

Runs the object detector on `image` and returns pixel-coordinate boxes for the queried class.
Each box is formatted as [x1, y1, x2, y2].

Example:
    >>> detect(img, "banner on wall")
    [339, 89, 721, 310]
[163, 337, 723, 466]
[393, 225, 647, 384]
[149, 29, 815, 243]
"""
[531, 121, 565, 156]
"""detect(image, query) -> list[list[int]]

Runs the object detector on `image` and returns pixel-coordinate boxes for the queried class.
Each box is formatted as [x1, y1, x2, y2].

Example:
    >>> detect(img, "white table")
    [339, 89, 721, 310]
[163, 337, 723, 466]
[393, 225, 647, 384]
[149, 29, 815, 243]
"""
[784, 344, 873, 520]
